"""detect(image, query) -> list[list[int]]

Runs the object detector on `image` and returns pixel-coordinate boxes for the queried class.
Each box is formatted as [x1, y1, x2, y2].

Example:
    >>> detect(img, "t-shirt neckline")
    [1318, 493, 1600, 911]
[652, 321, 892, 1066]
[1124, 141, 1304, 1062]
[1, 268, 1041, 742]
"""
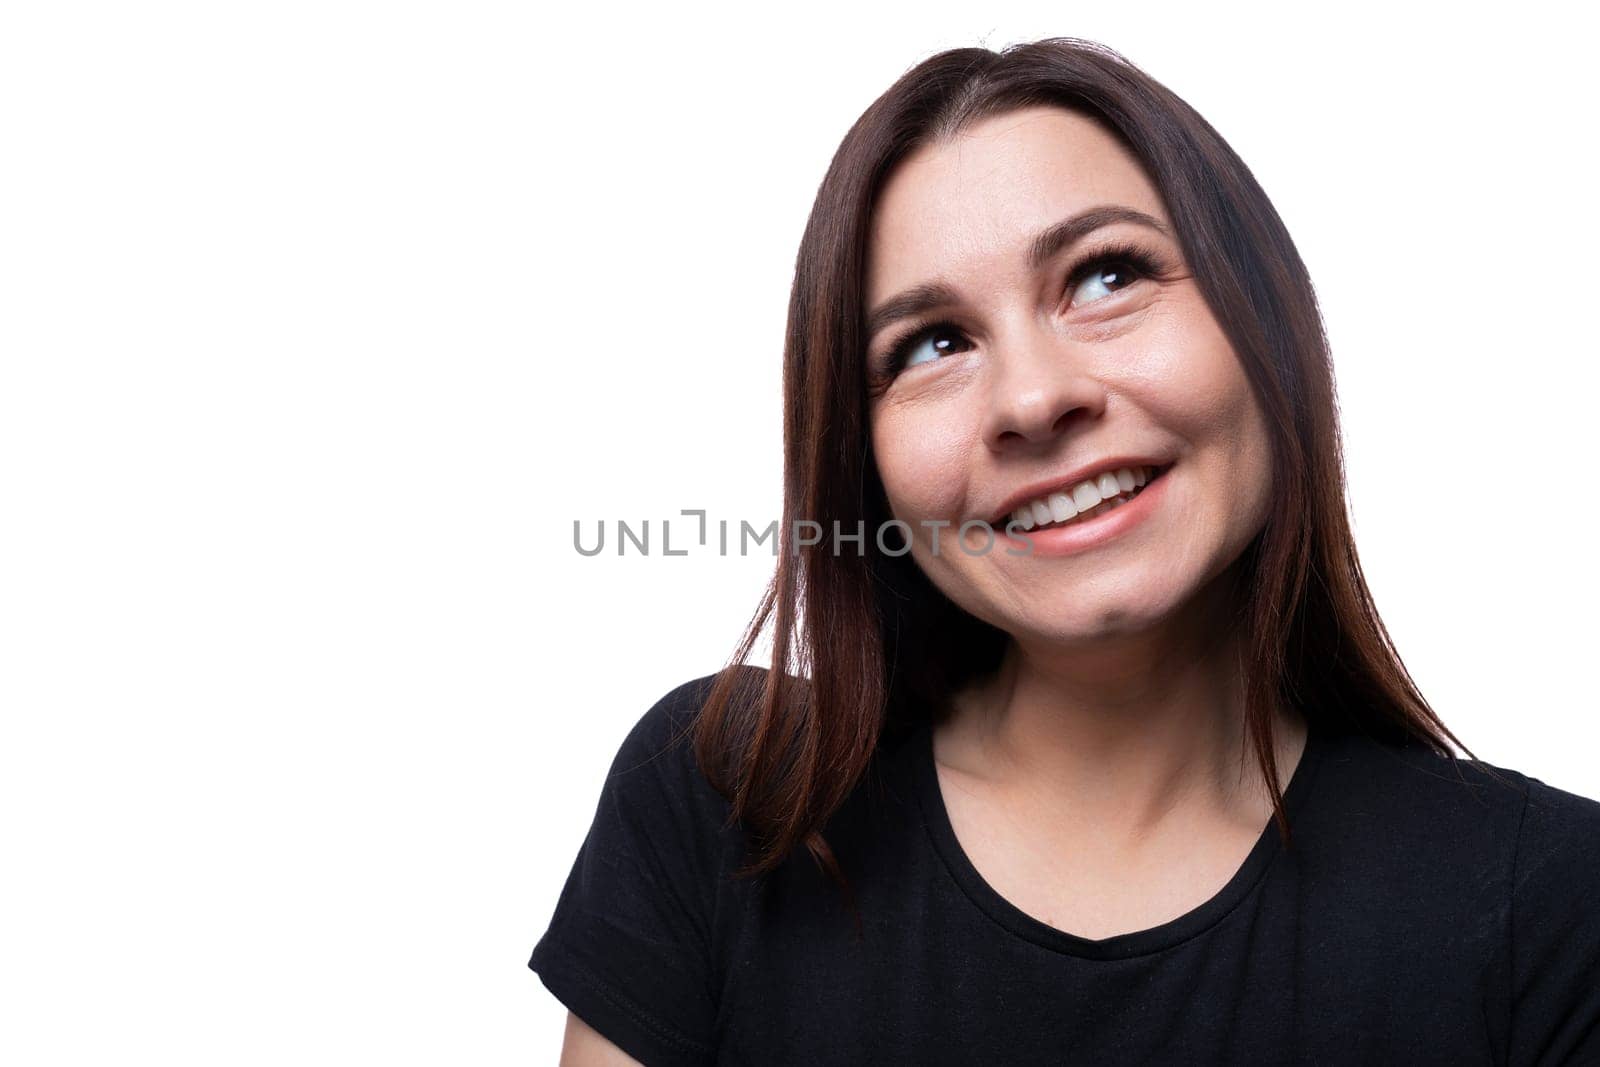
[911, 715, 1328, 961]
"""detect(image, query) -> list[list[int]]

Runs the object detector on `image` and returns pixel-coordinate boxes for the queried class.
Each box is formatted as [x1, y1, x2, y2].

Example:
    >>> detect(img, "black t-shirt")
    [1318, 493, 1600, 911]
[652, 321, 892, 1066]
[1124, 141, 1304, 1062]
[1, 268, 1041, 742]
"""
[528, 674, 1600, 1065]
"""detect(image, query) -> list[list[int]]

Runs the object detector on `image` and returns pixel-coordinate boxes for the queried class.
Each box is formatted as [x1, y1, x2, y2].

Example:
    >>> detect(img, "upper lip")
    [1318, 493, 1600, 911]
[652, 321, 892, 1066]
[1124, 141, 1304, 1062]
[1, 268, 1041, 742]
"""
[987, 456, 1171, 525]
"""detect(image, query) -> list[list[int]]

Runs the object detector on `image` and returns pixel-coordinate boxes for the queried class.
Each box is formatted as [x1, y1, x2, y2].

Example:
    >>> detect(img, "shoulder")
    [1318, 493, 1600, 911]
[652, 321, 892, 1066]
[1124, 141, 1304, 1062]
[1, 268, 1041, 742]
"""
[599, 668, 768, 819]
[1301, 728, 1600, 894]
[609, 666, 768, 779]
[610, 671, 720, 771]
[612, 667, 903, 871]
[1502, 772, 1600, 1062]
[1300, 730, 1600, 1060]
[1506, 769, 1600, 915]
[529, 670, 768, 1064]
[1306, 725, 1600, 900]
[1310, 726, 1599, 831]
[1301, 726, 1600, 940]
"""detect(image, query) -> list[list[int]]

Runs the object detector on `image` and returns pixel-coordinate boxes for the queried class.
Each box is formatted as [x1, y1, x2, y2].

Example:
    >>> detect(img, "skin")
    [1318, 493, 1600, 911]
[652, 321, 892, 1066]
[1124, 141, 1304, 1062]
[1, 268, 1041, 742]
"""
[555, 105, 1314, 1060]
[865, 105, 1308, 940]
[558, 1011, 644, 1066]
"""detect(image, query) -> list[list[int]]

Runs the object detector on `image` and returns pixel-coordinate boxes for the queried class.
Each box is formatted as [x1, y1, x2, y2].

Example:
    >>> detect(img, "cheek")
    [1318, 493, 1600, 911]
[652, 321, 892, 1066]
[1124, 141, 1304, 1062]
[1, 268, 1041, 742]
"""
[1137, 301, 1276, 520]
[1136, 300, 1262, 452]
[1188, 347, 1274, 504]
[870, 405, 973, 521]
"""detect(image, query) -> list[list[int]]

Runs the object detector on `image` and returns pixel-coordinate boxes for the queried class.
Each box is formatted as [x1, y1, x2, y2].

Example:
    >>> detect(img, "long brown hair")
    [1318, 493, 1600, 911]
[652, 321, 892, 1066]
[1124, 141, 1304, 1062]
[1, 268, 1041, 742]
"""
[688, 36, 1470, 913]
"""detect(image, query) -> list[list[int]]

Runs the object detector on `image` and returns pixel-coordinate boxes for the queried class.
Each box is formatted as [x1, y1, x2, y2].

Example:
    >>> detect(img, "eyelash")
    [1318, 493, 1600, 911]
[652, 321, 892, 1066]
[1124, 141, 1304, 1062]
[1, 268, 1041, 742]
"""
[872, 242, 1166, 381]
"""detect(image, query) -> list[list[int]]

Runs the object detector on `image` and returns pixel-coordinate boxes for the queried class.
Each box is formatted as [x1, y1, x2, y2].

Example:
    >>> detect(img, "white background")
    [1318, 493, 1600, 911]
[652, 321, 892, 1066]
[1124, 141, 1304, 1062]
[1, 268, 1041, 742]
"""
[3, 1, 1595, 1062]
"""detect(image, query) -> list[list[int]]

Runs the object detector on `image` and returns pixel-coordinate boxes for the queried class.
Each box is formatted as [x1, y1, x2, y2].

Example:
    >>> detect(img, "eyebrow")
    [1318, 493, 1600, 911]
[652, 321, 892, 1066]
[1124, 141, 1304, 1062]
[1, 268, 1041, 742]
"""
[865, 204, 1172, 342]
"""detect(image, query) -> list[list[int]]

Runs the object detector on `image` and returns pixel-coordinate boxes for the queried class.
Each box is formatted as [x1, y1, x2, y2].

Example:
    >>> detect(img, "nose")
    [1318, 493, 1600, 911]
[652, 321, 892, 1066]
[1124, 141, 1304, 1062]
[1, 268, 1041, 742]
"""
[980, 323, 1106, 452]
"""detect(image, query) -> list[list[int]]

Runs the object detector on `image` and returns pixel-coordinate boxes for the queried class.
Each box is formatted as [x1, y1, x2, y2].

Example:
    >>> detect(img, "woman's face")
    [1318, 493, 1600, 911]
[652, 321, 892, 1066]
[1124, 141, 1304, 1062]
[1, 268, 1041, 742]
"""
[864, 105, 1274, 647]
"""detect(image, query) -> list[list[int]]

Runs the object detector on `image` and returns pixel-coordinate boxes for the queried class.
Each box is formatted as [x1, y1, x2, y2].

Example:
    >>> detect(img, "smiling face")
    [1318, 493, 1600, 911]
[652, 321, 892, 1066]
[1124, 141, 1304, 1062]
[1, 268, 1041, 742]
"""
[864, 105, 1275, 648]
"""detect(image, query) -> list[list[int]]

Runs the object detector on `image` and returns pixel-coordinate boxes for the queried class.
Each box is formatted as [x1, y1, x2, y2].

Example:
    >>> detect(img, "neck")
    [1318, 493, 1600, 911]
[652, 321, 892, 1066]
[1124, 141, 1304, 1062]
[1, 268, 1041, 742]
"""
[939, 572, 1305, 839]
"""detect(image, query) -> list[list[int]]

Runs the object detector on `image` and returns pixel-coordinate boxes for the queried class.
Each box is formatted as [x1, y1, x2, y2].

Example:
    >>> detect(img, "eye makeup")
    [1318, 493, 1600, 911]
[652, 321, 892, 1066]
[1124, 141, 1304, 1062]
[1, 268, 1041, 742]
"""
[866, 239, 1174, 389]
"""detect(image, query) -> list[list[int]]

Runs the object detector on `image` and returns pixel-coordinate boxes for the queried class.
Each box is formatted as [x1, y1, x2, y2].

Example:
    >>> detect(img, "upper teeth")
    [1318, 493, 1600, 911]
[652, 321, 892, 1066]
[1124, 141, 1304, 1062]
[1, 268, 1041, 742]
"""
[1006, 465, 1154, 531]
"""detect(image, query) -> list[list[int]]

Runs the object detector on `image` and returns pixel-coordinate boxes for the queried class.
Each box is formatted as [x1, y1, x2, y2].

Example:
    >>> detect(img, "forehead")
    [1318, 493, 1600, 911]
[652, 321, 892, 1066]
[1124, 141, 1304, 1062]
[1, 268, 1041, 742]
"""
[866, 106, 1167, 299]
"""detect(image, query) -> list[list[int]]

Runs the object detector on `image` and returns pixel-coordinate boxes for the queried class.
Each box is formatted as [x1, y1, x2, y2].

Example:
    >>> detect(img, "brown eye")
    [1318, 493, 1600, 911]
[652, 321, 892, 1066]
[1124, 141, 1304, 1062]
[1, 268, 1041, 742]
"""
[1068, 256, 1144, 307]
[899, 325, 969, 370]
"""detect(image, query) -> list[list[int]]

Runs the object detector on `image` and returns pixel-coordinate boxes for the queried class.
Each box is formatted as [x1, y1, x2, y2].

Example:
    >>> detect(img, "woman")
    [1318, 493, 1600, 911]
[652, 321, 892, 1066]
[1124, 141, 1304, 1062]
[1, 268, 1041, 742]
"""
[529, 37, 1600, 1065]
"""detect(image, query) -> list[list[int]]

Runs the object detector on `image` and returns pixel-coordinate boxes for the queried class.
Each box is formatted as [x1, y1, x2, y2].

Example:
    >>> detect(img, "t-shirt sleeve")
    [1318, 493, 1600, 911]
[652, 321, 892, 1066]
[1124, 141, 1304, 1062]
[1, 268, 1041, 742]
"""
[1507, 776, 1600, 1065]
[528, 677, 735, 1066]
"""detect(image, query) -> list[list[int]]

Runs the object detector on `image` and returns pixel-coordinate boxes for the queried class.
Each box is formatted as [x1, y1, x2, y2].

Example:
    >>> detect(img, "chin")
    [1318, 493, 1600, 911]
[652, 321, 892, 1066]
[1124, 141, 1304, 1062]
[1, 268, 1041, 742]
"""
[977, 587, 1163, 643]
[1011, 606, 1165, 645]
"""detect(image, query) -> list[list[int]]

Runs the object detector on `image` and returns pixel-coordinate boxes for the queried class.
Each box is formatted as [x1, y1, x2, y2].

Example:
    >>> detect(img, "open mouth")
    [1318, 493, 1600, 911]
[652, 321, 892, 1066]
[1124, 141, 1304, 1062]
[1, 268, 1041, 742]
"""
[999, 462, 1173, 534]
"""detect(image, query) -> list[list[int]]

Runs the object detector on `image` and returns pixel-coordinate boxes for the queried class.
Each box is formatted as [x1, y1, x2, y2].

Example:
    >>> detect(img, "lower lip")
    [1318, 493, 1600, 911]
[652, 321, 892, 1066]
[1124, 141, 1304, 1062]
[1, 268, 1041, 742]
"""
[997, 466, 1171, 559]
